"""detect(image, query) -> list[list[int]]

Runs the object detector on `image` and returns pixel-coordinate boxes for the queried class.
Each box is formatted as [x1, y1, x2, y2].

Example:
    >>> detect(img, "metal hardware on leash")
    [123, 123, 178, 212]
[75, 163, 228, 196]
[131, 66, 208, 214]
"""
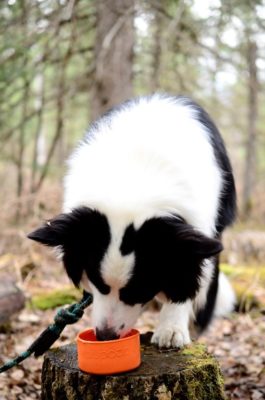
[0, 291, 93, 373]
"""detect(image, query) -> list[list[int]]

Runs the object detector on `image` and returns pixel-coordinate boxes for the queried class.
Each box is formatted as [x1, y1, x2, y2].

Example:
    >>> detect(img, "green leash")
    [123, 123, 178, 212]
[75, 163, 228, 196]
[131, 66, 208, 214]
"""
[0, 291, 93, 373]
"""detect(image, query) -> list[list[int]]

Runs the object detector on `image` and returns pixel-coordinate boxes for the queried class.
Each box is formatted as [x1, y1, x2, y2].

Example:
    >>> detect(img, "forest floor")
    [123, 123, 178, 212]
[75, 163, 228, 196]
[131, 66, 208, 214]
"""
[0, 304, 265, 399]
[0, 225, 265, 400]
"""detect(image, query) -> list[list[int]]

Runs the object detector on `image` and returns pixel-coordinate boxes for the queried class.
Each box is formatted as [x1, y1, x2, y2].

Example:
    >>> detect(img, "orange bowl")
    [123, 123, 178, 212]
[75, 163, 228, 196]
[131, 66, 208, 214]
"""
[77, 328, 141, 375]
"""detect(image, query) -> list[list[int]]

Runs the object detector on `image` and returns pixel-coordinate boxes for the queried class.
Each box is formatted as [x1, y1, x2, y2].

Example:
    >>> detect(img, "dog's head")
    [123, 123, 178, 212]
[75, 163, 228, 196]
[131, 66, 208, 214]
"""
[28, 206, 222, 340]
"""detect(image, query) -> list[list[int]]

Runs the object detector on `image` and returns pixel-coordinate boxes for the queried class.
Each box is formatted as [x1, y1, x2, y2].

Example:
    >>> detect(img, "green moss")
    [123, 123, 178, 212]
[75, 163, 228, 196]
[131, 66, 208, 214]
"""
[181, 343, 206, 357]
[167, 343, 226, 399]
[220, 263, 265, 310]
[220, 263, 265, 283]
[30, 287, 81, 310]
[181, 360, 225, 400]
[232, 282, 260, 312]
[220, 263, 235, 276]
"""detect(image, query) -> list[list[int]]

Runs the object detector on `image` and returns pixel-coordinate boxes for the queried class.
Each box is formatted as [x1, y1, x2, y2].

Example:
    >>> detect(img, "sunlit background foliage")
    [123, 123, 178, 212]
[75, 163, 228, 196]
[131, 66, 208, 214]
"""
[0, 0, 265, 224]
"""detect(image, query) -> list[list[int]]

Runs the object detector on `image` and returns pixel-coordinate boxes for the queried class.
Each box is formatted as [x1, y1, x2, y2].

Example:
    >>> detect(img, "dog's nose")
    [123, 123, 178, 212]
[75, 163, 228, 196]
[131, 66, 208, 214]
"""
[96, 327, 119, 341]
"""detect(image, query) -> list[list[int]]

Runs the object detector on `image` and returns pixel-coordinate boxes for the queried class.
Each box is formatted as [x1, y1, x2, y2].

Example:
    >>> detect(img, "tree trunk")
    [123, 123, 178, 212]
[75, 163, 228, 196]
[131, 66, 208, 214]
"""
[16, 0, 30, 220]
[150, 4, 163, 92]
[242, 39, 258, 217]
[41, 332, 226, 400]
[91, 0, 135, 121]
[31, 71, 45, 193]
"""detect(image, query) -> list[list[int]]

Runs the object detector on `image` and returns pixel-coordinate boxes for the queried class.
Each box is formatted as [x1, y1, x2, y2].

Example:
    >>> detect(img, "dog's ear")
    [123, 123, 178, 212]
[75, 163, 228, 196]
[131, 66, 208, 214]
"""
[27, 213, 72, 247]
[137, 216, 223, 260]
[152, 217, 223, 303]
[28, 207, 111, 289]
[174, 223, 223, 259]
[143, 216, 223, 259]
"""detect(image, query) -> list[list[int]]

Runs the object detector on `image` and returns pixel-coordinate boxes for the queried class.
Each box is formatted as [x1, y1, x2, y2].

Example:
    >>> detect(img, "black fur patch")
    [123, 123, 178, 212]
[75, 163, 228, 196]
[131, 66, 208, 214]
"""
[120, 224, 136, 255]
[28, 207, 111, 294]
[119, 217, 223, 306]
[178, 96, 237, 233]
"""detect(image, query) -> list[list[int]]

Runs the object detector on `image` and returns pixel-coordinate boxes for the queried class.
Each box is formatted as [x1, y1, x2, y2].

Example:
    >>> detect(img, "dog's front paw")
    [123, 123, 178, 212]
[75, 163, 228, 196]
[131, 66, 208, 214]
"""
[151, 325, 191, 348]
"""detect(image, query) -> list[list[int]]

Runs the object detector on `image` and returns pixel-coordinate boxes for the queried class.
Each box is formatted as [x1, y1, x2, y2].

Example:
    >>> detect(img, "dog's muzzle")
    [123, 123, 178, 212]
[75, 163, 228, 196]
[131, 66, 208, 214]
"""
[96, 327, 119, 341]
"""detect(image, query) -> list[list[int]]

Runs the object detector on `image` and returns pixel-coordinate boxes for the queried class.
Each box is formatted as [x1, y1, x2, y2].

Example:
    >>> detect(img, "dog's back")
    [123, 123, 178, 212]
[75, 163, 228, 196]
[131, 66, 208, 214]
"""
[64, 94, 236, 237]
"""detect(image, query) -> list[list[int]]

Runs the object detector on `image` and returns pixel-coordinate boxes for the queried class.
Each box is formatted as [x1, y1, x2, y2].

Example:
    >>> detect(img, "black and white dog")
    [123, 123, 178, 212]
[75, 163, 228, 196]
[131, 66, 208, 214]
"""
[29, 94, 236, 348]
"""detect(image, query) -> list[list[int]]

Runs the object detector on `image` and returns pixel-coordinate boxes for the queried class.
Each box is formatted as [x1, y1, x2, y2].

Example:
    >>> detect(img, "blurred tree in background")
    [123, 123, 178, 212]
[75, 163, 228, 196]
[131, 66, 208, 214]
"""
[0, 0, 264, 224]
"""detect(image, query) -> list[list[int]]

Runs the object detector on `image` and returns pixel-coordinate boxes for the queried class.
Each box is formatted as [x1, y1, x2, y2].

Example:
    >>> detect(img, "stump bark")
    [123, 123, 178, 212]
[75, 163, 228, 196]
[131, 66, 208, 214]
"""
[42, 332, 225, 400]
[0, 277, 25, 326]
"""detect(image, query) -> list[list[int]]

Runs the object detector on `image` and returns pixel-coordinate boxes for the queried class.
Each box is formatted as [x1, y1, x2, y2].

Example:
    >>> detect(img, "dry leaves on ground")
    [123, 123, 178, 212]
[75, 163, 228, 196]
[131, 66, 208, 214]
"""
[0, 305, 265, 400]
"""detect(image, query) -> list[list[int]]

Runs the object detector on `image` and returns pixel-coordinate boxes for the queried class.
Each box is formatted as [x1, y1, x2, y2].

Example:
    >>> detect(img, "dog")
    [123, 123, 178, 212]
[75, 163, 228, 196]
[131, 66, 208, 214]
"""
[28, 94, 236, 348]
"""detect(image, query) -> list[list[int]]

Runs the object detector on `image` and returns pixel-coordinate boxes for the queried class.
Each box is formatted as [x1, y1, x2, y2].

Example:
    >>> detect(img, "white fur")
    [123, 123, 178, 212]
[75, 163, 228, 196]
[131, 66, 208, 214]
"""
[151, 300, 193, 348]
[89, 282, 143, 338]
[64, 95, 222, 237]
[100, 218, 135, 289]
[214, 272, 236, 317]
[193, 259, 214, 312]
[64, 95, 234, 346]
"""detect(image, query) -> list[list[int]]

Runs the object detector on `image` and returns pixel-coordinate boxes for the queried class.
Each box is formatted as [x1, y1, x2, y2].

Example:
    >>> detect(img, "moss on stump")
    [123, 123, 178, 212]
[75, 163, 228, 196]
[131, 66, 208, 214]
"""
[41, 332, 226, 400]
[31, 287, 81, 310]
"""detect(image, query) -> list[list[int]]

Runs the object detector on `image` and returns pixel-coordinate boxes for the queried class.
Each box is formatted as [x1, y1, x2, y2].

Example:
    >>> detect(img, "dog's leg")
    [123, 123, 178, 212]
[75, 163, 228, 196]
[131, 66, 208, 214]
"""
[151, 300, 192, 348]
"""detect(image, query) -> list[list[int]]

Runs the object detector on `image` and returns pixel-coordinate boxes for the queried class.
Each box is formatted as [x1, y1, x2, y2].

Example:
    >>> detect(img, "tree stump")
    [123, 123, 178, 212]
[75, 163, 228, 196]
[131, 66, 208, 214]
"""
[0, 277, 25, 326]
[42, 332, 226, 400]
